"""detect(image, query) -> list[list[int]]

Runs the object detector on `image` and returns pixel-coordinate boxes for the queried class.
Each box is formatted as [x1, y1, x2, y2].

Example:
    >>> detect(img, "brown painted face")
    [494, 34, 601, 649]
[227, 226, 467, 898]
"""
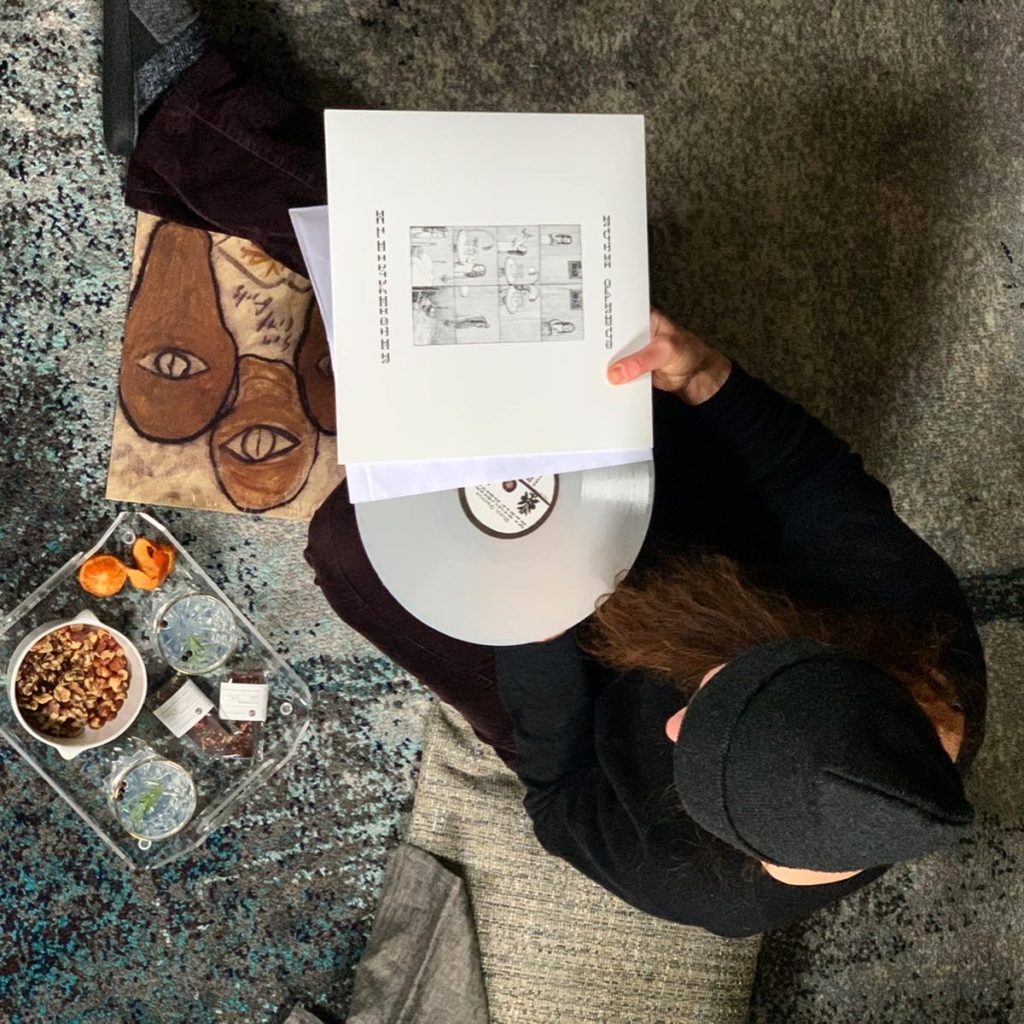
[119, 221, 238, 442]
[210, 356, 318, 512]
[295, 303, 336, 435]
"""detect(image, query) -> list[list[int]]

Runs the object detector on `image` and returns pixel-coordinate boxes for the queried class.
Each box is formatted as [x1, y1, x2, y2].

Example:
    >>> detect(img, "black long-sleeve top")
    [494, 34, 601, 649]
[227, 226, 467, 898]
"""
[493, 365, 986, 938]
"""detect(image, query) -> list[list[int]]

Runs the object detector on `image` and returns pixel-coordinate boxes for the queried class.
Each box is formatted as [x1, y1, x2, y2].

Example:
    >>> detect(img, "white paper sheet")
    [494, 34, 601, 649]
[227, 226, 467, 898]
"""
[323, 110, 653, 466]
[344, 447, 651, 502]
[289, 205, 335, 360]
[290, 203, 651, 503]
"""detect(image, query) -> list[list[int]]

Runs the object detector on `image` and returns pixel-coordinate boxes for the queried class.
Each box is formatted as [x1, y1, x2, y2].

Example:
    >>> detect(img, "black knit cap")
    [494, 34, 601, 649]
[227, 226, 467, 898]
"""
[672, 638, 974, 872]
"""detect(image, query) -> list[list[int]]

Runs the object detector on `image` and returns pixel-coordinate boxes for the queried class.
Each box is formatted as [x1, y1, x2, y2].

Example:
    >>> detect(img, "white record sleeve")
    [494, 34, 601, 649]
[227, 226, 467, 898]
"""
[324, 109, 653, 465]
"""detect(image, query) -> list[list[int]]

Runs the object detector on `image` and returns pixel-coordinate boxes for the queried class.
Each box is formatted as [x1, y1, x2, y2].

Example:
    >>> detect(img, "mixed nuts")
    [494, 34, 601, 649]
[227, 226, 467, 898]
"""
[15, 625, 130, 738]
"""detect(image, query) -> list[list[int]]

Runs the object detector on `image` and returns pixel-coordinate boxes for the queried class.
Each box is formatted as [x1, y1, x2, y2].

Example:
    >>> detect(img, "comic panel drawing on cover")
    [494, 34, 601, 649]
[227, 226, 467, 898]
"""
[410, 225, 583, 345]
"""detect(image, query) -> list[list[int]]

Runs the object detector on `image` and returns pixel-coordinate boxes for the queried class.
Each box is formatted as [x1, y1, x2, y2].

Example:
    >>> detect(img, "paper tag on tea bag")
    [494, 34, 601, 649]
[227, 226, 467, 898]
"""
[154, 679, 214, 738]
[219, 681, 269, 722]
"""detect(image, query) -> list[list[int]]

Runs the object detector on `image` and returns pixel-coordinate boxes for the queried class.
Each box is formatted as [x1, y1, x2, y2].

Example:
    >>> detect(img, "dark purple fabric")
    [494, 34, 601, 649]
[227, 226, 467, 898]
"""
[126, 49, 325, 277]
[305, 481, 517, 769]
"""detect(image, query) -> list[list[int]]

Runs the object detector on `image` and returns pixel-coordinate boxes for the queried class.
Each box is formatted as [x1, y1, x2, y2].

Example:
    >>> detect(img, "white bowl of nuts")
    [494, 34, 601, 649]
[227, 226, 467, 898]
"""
[7, 610, 147, 760]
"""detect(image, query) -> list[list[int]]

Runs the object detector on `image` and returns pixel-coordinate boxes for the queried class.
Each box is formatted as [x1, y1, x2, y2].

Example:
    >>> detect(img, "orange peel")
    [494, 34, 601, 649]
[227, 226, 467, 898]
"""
[77, 555, 128, 597]
[157, 541, 176, 575]
[78, 536, 178, 596]
[132, 537, 170, 580]
[125, 566, 161, 591]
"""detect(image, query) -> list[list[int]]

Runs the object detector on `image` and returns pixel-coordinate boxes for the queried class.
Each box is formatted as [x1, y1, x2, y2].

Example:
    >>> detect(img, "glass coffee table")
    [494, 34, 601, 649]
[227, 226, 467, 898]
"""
[0, 510, 312, 869]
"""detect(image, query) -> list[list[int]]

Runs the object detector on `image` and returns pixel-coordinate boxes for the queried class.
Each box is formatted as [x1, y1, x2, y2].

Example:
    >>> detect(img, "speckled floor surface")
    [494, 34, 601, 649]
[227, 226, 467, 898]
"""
[3, 1, 1024, 1022]
[2, 9, 429, 1022]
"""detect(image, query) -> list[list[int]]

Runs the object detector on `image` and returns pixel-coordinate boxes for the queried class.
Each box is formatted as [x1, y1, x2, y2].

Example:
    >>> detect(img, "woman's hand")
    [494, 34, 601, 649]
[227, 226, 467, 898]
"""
[607, 309, 732, 405]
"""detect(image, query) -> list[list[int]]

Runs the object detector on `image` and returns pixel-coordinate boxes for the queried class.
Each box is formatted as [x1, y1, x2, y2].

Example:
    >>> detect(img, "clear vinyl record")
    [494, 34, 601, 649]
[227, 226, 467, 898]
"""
[354, 462, 655, 646]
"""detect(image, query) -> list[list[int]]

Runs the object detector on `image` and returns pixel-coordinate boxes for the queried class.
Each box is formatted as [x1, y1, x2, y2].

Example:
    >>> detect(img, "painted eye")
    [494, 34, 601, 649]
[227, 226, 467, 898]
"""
[138, 348, 210, 380]
[220, 425, 300, 463]
[316, 352, 332, 379]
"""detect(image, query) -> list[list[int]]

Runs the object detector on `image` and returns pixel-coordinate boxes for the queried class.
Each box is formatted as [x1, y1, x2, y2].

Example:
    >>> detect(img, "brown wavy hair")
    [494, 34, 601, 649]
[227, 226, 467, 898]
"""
[577, 549, 970, 753]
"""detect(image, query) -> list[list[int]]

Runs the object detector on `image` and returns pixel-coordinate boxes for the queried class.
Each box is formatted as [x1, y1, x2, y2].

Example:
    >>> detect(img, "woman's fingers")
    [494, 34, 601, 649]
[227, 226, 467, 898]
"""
[649, 307, 675, 341]
[607, 333, 679, 384]
[606, 308, 728, 400]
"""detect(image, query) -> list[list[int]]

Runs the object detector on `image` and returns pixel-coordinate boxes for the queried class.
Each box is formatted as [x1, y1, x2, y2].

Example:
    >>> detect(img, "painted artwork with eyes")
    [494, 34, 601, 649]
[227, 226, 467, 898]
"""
[106, 215, 345, 518]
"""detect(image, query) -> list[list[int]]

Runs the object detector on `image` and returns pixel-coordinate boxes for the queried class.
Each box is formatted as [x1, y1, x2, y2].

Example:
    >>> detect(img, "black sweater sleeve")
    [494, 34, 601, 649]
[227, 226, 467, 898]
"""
[492, 631, 596, 802]
[694, 367, 986, 694]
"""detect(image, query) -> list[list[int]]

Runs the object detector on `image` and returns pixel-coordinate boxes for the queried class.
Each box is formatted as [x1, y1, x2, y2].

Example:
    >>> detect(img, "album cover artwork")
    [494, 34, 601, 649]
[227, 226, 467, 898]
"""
[106, 213, 344, 518]
[409, 225, 583, 346]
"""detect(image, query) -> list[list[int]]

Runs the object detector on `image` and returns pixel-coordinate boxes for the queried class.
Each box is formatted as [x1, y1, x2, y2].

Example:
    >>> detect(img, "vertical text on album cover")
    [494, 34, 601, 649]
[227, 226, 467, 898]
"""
[376, 209, 390, 364]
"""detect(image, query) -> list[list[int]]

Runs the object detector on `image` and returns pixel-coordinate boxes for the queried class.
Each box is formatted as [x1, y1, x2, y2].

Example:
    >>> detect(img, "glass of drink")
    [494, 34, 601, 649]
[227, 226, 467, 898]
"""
[110, 753, 197, 841]
[154, 593, 238, 675]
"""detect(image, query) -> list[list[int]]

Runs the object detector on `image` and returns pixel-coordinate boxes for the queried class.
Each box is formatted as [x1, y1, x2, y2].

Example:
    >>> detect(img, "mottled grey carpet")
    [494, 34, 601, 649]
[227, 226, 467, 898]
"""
[3, 1, 1024, 1022]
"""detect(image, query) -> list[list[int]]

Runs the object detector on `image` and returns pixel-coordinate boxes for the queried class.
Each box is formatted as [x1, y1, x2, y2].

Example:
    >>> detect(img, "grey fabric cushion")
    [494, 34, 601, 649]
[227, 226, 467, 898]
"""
[407, 701, 762, 1024]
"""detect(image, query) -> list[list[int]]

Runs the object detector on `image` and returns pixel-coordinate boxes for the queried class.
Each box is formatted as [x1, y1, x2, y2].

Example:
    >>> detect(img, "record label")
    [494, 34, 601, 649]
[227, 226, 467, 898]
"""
[458, 475, 559, 539]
